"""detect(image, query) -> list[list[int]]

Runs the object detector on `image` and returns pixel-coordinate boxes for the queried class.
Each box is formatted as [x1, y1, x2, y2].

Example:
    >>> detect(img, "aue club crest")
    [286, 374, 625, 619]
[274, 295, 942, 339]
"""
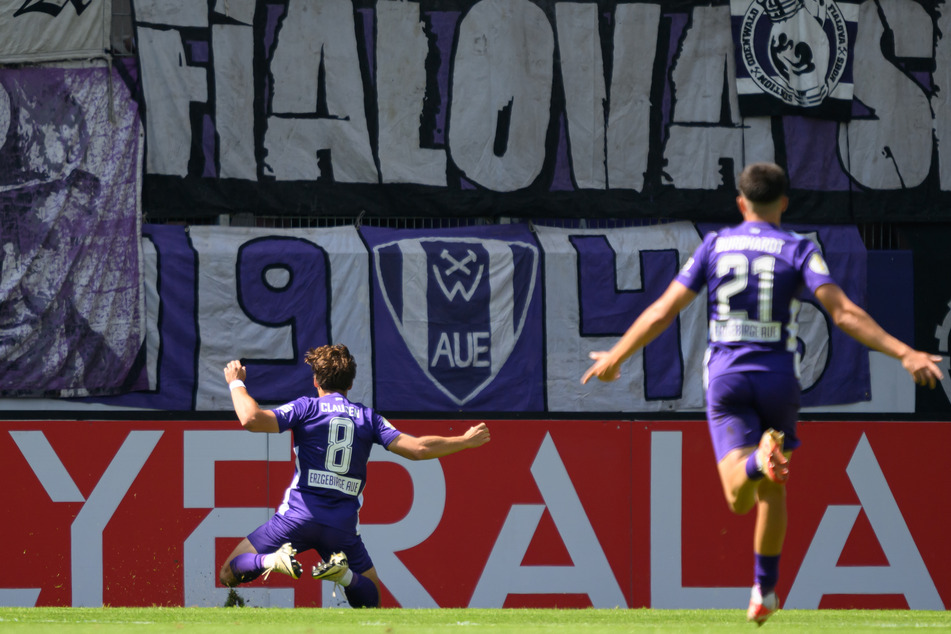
[738, 0, 849, 108]
[373, 237, 538, 405]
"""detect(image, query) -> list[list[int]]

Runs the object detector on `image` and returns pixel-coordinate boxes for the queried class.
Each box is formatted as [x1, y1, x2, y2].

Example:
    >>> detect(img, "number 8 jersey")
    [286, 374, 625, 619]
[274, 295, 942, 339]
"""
[272, 393, 403, 532]
[675, 221, 837, 381]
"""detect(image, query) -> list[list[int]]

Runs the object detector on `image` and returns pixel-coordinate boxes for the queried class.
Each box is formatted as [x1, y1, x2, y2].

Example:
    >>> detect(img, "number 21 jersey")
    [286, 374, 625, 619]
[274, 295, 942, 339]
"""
[675, 221, 837, 380]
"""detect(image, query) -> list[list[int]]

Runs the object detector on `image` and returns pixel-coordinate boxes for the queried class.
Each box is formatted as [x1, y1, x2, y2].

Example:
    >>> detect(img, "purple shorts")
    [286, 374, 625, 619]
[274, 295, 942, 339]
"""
[247, 512, 374, 574]
[705, 371, 801, 462]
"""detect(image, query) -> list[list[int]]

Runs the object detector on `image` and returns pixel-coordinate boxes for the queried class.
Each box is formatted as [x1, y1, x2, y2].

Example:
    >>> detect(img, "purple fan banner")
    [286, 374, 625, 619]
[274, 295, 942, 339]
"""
[0, 66, 143, 396]
[84, 222, 882, 412]
[363, 224, 545, 412]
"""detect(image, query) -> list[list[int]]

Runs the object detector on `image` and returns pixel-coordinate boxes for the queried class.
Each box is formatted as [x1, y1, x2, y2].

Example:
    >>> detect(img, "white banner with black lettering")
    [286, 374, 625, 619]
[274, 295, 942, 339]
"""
[0, 0, 111, 63]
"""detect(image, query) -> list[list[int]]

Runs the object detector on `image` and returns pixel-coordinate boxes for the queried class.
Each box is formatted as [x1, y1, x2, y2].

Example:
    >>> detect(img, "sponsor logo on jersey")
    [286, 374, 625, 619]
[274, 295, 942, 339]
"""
[307, 469, 362, 496]
[709, 318, 782, 343]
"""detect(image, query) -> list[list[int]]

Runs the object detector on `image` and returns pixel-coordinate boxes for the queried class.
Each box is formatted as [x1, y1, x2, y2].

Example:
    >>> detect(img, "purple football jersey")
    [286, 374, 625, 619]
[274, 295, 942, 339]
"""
[271, 393, 403, 532]
[676, 221, 837, 380]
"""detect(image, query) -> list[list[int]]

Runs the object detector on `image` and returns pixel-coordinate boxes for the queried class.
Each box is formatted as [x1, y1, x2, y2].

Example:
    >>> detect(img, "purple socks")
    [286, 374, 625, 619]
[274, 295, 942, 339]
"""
[229, 553, 265, 584]
[343, 572, 380, 608]
[229, 552, 379, 608]
[754, 553, 780, 594]
[746, 451, 764, 480]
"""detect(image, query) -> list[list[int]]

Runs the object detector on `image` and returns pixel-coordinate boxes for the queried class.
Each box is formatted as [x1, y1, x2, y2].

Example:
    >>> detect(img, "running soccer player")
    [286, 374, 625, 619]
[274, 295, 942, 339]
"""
[219, 344, 491, 608]
[581, 162, 942, 625]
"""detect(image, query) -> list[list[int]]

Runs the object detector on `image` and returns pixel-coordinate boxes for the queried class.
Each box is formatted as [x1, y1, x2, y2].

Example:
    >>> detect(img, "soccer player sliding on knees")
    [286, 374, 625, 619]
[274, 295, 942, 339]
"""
[219, 344, 490, 608]
[581, 162, 942, 625]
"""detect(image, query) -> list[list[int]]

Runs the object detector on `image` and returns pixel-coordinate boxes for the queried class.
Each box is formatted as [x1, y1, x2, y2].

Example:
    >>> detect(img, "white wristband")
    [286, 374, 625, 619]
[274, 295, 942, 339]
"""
[229, 380, 246, 391]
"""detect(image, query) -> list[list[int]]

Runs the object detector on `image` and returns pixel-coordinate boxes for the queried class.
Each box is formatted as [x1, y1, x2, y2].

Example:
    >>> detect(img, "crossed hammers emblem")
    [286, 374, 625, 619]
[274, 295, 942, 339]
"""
[434, 248, 483, 302]
[440, 249, 476, 274]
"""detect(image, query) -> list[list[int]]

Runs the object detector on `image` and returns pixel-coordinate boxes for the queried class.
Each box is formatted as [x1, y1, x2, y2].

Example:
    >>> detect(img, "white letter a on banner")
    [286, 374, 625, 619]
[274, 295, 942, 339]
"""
[469, 433, 626, 607]
[786, 434, 943, 609]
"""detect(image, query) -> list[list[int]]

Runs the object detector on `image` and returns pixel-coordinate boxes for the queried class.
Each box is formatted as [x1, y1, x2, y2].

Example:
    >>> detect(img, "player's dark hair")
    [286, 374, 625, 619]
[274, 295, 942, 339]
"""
[738, 162, 788, 203]
[305, 344, 356, 392]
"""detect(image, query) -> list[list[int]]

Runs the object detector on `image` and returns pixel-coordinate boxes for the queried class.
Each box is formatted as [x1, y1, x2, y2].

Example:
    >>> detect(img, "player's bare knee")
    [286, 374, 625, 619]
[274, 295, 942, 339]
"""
[722, 483, 756, 514]
[727, 496, 754, 515]
[756, 477, 786, 496]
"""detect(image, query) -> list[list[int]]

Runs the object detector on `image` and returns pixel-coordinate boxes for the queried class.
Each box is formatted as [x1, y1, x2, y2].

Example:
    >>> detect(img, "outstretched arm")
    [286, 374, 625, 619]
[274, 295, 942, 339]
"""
[814, 283, 943, 388]
[223, 360, 280, 432]
[387, 423, 491, 460]
[581, 280, 697, 384]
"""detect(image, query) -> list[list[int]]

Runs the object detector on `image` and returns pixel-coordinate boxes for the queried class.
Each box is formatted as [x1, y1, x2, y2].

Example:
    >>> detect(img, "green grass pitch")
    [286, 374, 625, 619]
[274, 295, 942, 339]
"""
[2, 607, 949, 633]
